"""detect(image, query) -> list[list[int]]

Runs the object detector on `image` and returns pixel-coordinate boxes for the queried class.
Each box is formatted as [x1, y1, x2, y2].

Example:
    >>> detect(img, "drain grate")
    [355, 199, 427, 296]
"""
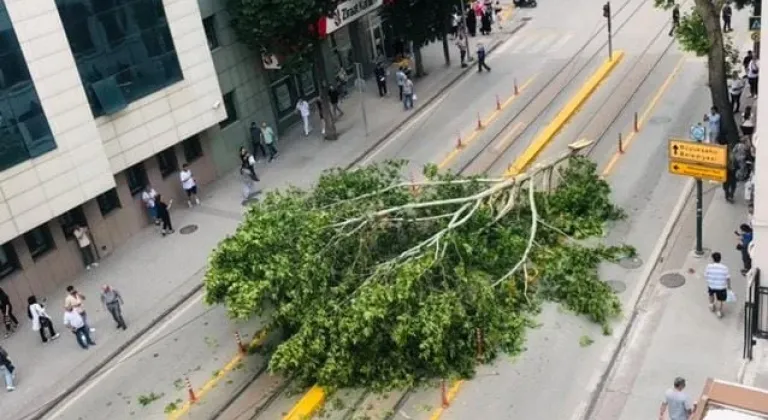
[179, 224, 199, 235]
[618, 256, 643, 269]
[606, 280, 627, 293]
[659, 272, 686, 288]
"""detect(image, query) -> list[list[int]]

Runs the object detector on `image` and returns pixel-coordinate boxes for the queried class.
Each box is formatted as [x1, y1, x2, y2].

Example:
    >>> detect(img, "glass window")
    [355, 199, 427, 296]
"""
[125, 162, 148, 195]
[156, 147, 178, 177]
[59, 206, 88, 240]
[24, 224, 55, 260]
[55, 0, 184, 117]
[219, 91, 238, 129]
[203, 16, 219, 50]
[0, 2, 56, 172]
[0, 243, 19, 279]
[182, 135, 203, 162]
[97, 188, 122, 216]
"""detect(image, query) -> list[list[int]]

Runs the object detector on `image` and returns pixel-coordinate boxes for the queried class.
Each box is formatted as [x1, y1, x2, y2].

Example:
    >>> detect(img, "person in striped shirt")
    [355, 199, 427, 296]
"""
[705, 252, 731, 318]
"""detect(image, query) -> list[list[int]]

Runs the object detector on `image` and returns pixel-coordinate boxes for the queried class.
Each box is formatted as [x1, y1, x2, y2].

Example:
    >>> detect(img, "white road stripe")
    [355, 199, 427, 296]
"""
[545, 33, 573, 54]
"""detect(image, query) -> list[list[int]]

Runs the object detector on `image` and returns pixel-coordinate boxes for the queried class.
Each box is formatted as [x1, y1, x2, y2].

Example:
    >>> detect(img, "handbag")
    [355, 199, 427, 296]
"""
[727, 289, 737, 303]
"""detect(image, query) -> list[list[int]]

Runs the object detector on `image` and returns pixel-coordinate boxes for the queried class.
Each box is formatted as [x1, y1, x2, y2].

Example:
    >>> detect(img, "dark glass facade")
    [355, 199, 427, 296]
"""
[55, 0, 183, 117]
[0, 4, 56, 172]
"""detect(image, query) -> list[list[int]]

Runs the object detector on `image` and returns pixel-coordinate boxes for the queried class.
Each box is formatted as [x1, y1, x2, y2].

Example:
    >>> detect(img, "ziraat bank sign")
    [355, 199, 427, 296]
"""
[318, 0, 384, 36]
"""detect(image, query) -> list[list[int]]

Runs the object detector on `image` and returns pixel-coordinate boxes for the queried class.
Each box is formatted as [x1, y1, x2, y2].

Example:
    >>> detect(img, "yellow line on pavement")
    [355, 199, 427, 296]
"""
[428, 380, 465, 420]
[282, 385, 326, 420]
[601, 56, 686, 177]
[505, 51, 625, 177]
[167, 330, 268, 420]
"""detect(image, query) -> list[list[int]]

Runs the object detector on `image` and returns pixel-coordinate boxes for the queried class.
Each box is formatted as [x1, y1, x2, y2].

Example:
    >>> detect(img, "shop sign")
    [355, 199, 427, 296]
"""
[320, 0, 384, 36]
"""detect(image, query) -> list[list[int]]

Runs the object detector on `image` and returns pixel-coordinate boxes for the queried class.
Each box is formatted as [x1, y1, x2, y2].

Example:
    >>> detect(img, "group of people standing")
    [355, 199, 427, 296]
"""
[140, 162, 202, 236]
[452, 0, 503, 39]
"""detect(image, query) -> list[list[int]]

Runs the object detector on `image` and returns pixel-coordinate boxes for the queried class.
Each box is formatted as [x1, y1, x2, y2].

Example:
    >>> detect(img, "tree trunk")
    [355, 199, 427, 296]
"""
[414, 46, 426, 77]
[313, 41, 338, 140]
[442, 18, 451, 66]
[695, 0, 739, 145]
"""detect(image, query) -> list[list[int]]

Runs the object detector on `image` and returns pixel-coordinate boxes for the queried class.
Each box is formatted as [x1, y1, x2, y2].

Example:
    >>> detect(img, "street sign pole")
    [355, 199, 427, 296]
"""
[690, 123, 706, 256]
[603, 2, 613, 61]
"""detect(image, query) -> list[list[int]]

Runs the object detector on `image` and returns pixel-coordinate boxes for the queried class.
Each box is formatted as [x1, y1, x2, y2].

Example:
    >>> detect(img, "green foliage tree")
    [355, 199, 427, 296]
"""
[227, 0, 339, 139]
[204, 155, 634, 391]
[655, 0, 755, 145]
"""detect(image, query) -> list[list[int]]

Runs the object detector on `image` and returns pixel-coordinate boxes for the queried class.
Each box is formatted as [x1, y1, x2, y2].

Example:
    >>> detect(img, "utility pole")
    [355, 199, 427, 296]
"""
[459, 0, 474, 61]
[354, 63, 369, 136]
[603, 1, 613, 60]
[690, 122, 706, 256]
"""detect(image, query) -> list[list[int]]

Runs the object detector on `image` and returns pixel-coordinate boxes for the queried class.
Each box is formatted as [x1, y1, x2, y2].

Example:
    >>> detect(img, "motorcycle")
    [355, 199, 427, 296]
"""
[513, 0, 537, 7]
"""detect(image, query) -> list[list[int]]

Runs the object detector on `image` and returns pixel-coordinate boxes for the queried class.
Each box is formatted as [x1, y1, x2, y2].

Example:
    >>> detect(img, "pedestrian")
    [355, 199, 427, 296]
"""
[402, 76, 415, 110]
[249, 122, 268, 161]
[705, 251, 731, 318]
[0, 287, 19, 338]
[747, 56, 759, 98]
[100, 284, 126, 330]
[374, 62, 388, 97]
[466, 8, 477, 36]
[27, 295, 58, 344]
[155, 194, 174, 236]
[63, 305, 95, 349]
[396, 66, 406, 101]
[64, 285, 92, 329]
[494, 0, 504, 30]
[736, 224, 753, 275]
[295, 98, 311, 136]
[741, 105, 755, 139]
[141, 185, 159, 226]
[729, 72, 745, 113]
[659, 377, 694, 420]
[451, 11, 460, 38]
[0, 345, 15, 391]
[457, 34, 468, 68]
[72, 224, 98, 270]
[260, 122, 278, 162]
[239, 147, 259, 201]
[477, 43, 491, 72]
[724, 154, 738, 203]
[329, 85, 343, 117]
[481, 9, 492, 35]
[179, 163, 200, 207]
[669, 4, 680, 36]
[722, 3, 732, 32]
[703, 106, 720, 143]
[744, 50, 754, 74]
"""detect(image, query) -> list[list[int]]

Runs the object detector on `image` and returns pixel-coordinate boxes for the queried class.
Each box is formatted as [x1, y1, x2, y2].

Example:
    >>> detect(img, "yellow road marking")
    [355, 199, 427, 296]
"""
[601, 56, 686, 177]
[282, 385, 326, 420]
[429, 381, 465, 420]
[167, 330, 268, 419]
[505, 51, 625, 176]
[493, 122, 525, 151]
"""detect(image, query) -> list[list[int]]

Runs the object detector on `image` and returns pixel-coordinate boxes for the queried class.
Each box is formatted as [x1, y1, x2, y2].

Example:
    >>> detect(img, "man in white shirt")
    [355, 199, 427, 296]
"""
[296, 99, 311, 136]
[705, 252, 731, 318]
[729, 72, 746, 113]
[748, 58, 759, 98]
[63, 305, 95, 349]
[141, 185, 159, 225]
[704, 106, 721, 143]
[72, 225, 98, 270]
[179, 163, 200, 207]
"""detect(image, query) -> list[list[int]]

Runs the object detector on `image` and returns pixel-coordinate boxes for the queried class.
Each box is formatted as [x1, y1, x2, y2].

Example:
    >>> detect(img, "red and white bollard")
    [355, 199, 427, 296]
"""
[441, 380, 449, 408]
[186, 376, 197, 403]
[514, 78, 519, 95]
[235, 331, 247, 354]
[457, 132, 463, 149]
[477, 113, 483, 130]
[633, 112, 639, 132]
[496, 94, 502, 110]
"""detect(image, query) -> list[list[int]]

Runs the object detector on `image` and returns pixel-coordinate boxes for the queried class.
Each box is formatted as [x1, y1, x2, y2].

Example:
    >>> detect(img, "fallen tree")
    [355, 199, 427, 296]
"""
[204, 155, 633, 390]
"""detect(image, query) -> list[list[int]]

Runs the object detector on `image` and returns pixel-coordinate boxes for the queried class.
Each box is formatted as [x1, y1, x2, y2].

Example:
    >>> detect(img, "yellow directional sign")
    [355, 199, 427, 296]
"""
[668, 161, 726, 182]
[668, 139, 727, 167]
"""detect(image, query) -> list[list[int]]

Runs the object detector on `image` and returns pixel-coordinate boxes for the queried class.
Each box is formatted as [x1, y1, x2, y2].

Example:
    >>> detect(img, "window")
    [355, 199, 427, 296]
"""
[0, 2, 56, 172]
[55, 0, 184, 117]
[156, 147, 178, 177]
[97, 188, 122, 216]
[24, 225, 55, 260]
[125, 163, 149, 196]
[0, 243, 19, 279]
[219, 91, 238, 129]
[182, 135, 203, 162]
[202, 16, 219, 50]
[59, 206, 88, 240]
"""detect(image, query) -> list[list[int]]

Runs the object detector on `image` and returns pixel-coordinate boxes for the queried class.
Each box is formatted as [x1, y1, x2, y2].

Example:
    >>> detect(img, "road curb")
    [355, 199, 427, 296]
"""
[346, 20, 528, 170]
[28, 279, 205, 420]
[570, 177, 696, 420]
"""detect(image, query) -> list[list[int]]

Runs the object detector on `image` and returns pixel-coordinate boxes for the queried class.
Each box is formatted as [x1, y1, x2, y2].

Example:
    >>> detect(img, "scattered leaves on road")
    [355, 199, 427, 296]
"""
[579, 335, 594, 347]
[137, 392, 164, 407]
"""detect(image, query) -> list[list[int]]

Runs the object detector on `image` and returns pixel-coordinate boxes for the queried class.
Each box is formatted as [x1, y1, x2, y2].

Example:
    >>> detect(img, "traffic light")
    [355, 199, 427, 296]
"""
[603, 2, 610, 18]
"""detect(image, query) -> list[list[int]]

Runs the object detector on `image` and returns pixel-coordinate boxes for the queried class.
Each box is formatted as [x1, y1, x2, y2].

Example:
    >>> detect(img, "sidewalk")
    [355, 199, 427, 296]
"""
[0, 21, 520, 420]
[590, 186, 751, 420]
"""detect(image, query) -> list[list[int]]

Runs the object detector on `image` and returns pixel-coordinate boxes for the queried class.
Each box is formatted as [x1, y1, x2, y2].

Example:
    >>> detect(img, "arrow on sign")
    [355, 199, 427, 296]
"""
[672, 145, 679, 156]
[750, 16, 761, 31]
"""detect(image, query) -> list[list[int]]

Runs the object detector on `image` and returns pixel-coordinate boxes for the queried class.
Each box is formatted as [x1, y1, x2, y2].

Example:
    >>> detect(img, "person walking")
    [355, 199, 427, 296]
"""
[747, 56, 759, 98]
[249, 122, 268, 161]
[179, 163, 200, 207]
[0, 287, 19, 338]
[328, 85, 343, 118]
[100, 284, 126, 330]
[705, 252, 731, 318]
[477, 43, 491, 72]
[744, 50, 754, 74]
[722, 3, 732, 32]
[456, 35, 468, 68]
[0, 345, 15, 391]
[72, 224, 98, 270]
[736, 224, 753, 275]
[659, 377, 694, 420]
[63, 305, 95, 349]
[239, 147, 259, 201]
[729, 72, 745, 113]
[396, 66, 406, 101]
[741, 105, 756, 139]
[27, 295, 58, 344]
[374, 63, 388, 97]
[296, 98, 311, 136]
[669, 4, 680, 36]
[141, 185, 159, 226]
[402, 76, 415, 110]
[260, 122, 278, 162]
[64, 285, 92, 329]
[704, 106, 721, 143]
[155, 194, 174, 236]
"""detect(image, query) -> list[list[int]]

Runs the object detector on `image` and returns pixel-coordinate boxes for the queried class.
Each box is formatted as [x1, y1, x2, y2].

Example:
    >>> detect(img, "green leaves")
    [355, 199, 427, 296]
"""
[204, 157, 633, 390]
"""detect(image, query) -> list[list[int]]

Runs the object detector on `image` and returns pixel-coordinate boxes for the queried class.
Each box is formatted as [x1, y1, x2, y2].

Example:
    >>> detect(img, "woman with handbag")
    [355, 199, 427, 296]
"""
[735, 224, 753, 275]
[27, 295, 59, 344]
[0, 287, 19, 338]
